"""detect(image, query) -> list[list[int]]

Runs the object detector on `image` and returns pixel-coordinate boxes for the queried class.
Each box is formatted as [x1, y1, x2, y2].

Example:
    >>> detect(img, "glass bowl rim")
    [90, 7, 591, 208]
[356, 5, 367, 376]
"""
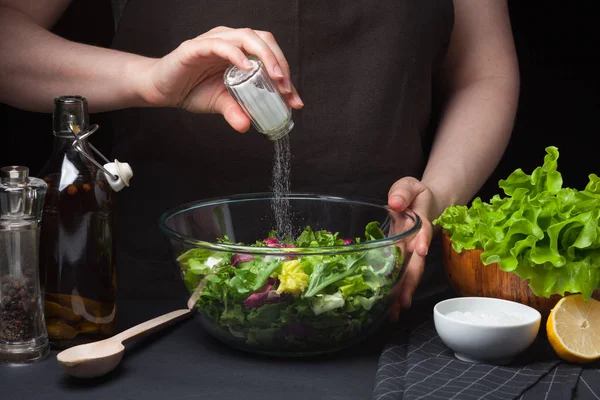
[158, 192, 422, 256]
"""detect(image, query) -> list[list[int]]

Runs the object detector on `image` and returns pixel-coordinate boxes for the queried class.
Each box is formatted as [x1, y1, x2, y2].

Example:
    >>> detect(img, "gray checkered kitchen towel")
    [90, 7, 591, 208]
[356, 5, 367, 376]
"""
[372, 313, 600, 400]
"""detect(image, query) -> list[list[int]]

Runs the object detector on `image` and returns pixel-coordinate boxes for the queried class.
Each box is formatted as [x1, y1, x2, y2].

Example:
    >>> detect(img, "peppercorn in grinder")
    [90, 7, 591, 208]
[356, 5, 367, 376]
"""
[0, 166, 50, 363]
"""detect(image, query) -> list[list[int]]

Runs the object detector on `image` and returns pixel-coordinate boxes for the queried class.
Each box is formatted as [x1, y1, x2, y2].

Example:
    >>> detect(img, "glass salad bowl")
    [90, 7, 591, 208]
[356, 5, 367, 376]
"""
[159, 193, 421, 356]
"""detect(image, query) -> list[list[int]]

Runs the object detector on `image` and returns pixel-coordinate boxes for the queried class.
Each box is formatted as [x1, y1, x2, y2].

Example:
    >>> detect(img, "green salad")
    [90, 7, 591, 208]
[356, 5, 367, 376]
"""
[434, 146, 600, 299]
[177, 222, 401, 351]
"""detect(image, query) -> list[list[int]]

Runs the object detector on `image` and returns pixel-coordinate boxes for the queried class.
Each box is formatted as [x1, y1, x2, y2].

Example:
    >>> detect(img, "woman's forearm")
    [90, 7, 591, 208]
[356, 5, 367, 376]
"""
[0, 6, 152, 113]
[421, 75, 519, 216]
[421, 0, 519, 217]
[0, 4, 300, 131]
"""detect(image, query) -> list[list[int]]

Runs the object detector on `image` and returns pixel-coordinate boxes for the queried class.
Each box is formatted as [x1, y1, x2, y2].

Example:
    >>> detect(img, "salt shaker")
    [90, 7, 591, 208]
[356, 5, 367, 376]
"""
[224, 55, 294, 140]
[0, 166, 49, 363]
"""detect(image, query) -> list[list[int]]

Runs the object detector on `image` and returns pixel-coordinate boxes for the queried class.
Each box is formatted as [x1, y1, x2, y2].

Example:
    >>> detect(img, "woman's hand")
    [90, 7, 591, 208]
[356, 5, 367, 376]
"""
[387, 177, 442, 321]
[138, 26, 304, 132]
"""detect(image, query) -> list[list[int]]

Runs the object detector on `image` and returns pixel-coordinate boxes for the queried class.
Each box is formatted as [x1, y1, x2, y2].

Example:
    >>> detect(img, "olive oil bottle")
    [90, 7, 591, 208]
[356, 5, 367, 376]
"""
[38, 96, 117, 348]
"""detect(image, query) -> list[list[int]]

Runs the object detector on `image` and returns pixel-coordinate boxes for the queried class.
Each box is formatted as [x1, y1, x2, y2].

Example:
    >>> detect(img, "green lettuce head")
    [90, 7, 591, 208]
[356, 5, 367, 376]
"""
[434, 146, 600, 299]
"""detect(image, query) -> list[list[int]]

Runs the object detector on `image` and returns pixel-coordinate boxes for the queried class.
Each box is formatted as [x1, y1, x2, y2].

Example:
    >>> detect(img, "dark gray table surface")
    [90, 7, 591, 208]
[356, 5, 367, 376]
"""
[2, 238, 451, 400]
[2, 298, 398, 400]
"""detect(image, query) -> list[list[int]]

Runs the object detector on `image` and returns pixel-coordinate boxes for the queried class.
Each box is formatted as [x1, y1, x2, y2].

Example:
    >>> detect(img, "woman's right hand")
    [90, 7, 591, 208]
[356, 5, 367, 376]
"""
[137, 26, 303, 132]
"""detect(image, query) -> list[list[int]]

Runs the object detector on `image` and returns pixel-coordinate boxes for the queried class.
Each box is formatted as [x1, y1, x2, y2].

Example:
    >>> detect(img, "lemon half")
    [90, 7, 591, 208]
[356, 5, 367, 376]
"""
[547, 294, 600, 364]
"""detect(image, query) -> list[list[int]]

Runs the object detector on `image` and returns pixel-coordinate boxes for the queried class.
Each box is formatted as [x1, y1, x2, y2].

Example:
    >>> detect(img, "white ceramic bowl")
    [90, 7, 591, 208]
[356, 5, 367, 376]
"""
[433, 297, 541, 364]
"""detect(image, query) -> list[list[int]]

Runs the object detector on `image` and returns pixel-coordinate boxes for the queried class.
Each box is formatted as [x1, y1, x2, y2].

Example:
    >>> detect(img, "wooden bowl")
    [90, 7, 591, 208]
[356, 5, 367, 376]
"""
[441, 229, 600, 320]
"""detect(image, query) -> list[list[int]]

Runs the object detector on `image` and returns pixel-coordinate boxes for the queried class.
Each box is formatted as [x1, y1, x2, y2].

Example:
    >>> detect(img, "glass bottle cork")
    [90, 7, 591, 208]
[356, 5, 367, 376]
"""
[224, 55, 294, 140]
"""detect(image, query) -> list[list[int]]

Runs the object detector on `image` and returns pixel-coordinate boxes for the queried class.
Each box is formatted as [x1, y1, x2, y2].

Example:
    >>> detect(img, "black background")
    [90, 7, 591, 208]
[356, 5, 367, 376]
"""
[0, 0, 597, 201]
[0, 4, 596, 396]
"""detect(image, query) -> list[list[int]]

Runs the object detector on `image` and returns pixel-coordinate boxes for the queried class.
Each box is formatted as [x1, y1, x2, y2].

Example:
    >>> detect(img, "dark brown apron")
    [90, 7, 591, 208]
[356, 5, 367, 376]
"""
[107, 0, 454, 298]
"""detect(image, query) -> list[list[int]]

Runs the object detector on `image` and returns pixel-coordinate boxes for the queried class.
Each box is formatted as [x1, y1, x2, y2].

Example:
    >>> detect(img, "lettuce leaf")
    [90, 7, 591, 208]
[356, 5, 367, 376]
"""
[434, 146, 600, 299]
[179, 220, 399, 351]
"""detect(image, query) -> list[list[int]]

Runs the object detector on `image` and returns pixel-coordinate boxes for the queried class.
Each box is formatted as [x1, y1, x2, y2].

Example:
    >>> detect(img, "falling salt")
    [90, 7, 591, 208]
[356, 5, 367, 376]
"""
[271, 135, 293, 240]
[445, 310, 527, 325]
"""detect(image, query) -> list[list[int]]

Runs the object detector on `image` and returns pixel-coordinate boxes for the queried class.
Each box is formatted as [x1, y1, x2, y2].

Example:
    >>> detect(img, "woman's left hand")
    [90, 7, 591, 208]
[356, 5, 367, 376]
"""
[387, 177, 440, 321]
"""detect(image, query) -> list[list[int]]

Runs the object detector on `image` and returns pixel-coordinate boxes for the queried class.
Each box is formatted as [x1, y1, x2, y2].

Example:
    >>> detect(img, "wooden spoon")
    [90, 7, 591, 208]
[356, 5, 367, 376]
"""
[56, 309, 192, 378]
[57, 285, 204, 378]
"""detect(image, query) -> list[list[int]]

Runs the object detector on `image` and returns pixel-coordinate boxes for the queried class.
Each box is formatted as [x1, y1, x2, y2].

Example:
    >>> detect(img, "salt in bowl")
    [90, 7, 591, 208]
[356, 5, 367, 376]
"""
[433, 297, 541, 364]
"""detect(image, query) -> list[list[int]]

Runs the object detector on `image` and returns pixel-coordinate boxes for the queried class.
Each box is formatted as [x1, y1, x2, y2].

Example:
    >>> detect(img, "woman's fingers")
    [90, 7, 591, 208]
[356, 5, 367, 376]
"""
[201, 28, 283, 81]
[415, 221, 432, 257]
[388, 177, 424, 212]
[389, 250, 427, 321]
[177, 38, 252, 72]
[401, 252, 426, 308]
[202, 28, 302, 107]
[170, 27, 303, 118]
[255, 30, 292, 92]
[388, 177, 433, 256]
[284, 83, 304, 109]
[212, 90, 251, 133]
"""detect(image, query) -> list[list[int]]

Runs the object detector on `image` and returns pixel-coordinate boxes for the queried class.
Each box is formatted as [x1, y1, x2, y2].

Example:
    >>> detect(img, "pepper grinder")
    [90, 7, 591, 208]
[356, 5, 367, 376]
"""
[0, 166, 49, 363]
